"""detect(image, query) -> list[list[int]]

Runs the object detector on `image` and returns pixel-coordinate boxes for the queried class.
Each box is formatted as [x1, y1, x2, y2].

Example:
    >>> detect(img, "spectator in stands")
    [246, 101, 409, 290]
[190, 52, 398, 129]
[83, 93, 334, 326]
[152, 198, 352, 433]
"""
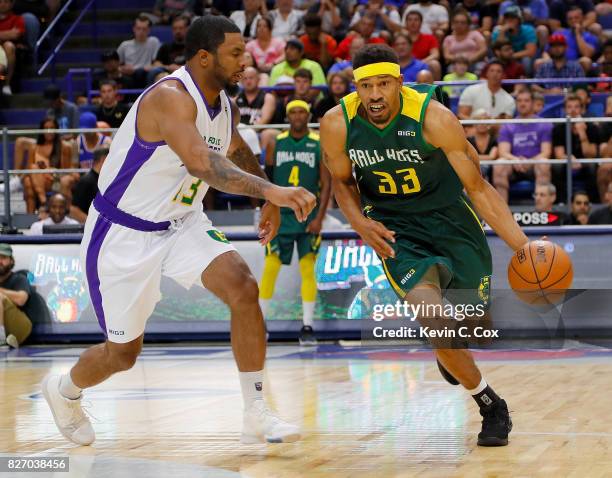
[467, 109, 498, 180]
[268, 38, 325, 87]
[327, 35, 365, 79]
[151, 0, 195, 25]
[458, 60, 516, 120]
[493, 89, 552, 202]
[43, 84, 79, 132]
[334, 14, 386, 61]
[0, 0, 25, 95]
[27, 193, 79, 235]
[70, 147, 108, 223]
[598, 97, 612, 199]
[592, 39, 612, 93]
[555, 6, 599, 74]
[442, 56, 477, 98]
[269, 0, 305, 40]
[14, 117, 71, 213]
[443, 10, 487, 73]
[533, 183, 557, 212]
[0, 243, 32, 348]
[93, 50, 133, 92]
[117, 15, 161, 88]
[350, 0, 401, 40]
[75, 112, 112, 171]
[415, 69, 449, 107]
[229, 0, 265, 39]
[534, 34, 585, 93]
[533, 91, 545, 115]
[574, 86, 601, 118]
[236, 66, 276, 125]
[499, 0, 549, 24]
[491, 6, 537, 74]
[312, 72, 349, 121]
[549, 0, 598, 33]
[95, 80, 129, 129]
[491, 39, 525, 94]
[402, 10, 441, 80]
[552, 93, 599, 202]
[457, 0, 495, 38]
[589, 183, 612, 224]
[149, 15, 188, 84]
[307, 0, 343, 37]
[402, 0, 449, 42]
[300, 13, 336, 70]
[566, 190, 591, 225]
[246, 16, 285, 74]
[389, 35, 427, 84]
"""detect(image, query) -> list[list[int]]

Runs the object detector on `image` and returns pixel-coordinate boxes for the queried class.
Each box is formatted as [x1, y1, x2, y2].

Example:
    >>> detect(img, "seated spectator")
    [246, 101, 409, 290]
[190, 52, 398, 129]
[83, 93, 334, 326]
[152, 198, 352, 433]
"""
[307, 0, 343, 37]
[334, 14, 387, 61]
[533, 91, 545, 115]
[327, 35, 365, 79]
[272, 68, 318, 122]
[549, 0, 599, 34]
[566, 190, 591, 225]
[598, 96, 612, 199]
[491, 6, 537, 74]
[14, 117, 71, 213]
[392, 32, 429, 83]
[0, 243, 32, 348]
[246, 16, 285, 74]
[589, 183, 612, 224]
[70, 147, 108, 223]
[458, 60, 516, 120]
[149, 15, 188, 83]
[300, 13, 336, 70]
[574, 86, 601, 118]
[312, 72, 350, 121]
[269, 0, 304, 40]
[491, 39, 525, 94]
[151, 0, 195, 25]
[467, 109, 498, 180]
[402, 10, 441, 80]
[43, 84, 80, 133]
[350, 0, 401, 41]
[552, 93, 599, 202]
[554, 6, 599, 74]
[117, 15, 161, 88]
[493, 89, 552, 202]
[499, 0, 549, 27]
[75, 112, 112, 171]
[415, 69, 449, 108]
[534, 183, 557, 212]
[95, 80, 129, 129]
[442, 57, 477, 98]
[534, 34, 585, 93]
[443, 10, 487, 74]
[229, 0, 264, 40]
[236, 66, 276, 125]
[242, 50, 269, 86]
[402, 0, 449, 42]
[458, 0, 495, 38]
[592, 39, 611, 93]
[93, 50, 134, 93]
[268, 38, 325, 88]
[0, 0, 25, 95]
[27, 193, 79, 235]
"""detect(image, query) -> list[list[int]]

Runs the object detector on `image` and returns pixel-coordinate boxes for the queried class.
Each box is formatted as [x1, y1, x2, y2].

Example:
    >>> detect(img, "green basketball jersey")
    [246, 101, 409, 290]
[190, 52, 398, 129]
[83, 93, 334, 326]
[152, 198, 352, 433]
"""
[272, 130, 321, 233]
[340, 84, 463, 216]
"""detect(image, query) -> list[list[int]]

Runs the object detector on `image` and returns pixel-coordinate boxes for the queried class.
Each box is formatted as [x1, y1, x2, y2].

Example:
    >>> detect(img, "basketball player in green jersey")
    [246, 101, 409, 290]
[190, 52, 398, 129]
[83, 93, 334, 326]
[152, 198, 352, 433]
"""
[320, 44, 530, 447]
[259, 100, 331, 345]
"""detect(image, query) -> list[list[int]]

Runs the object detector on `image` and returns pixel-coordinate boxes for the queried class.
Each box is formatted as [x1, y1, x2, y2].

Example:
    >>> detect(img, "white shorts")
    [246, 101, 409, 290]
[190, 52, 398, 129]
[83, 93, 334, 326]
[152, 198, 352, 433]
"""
[81, 208, 235, 343]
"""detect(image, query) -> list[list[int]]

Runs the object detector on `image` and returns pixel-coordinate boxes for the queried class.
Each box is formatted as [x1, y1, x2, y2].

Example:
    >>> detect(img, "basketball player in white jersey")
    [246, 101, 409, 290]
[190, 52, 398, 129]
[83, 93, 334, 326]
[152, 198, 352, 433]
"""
[41, 16, 315, 446]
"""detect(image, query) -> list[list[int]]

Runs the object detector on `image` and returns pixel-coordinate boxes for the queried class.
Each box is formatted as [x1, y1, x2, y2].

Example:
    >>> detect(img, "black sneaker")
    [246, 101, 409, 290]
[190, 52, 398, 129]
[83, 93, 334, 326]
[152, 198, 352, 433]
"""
[477, 399, 512, 446]
[437, 359, 460, 385]
[299, 326, 317, 346]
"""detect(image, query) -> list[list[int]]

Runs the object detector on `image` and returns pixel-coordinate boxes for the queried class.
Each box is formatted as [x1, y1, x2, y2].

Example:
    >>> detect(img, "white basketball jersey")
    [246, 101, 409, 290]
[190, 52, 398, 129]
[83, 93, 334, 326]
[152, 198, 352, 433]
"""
[97, 66, 233, 222]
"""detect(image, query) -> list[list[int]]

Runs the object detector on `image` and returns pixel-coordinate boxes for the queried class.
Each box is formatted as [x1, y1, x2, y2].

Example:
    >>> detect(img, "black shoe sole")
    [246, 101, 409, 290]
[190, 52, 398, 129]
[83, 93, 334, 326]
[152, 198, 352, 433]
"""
[477, 437, 509, 446]
[437, 359, 460, 385]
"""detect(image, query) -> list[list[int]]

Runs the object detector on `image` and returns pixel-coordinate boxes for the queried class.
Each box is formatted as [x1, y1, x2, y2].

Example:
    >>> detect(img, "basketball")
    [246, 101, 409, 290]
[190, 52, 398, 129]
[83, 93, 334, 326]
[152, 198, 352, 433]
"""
[508, 240, 573, 305]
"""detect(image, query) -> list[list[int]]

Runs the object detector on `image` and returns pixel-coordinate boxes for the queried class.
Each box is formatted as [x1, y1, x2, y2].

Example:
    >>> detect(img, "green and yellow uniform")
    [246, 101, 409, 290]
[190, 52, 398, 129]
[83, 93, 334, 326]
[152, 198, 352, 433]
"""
[340, 84, 491, 305]
[267, 130, 322, 265]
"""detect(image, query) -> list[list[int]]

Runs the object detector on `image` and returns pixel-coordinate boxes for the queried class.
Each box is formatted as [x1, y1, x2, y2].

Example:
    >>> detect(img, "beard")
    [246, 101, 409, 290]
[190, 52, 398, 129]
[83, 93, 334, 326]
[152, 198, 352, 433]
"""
[224, 82, 240, 97]
[0, 263, 12, 276]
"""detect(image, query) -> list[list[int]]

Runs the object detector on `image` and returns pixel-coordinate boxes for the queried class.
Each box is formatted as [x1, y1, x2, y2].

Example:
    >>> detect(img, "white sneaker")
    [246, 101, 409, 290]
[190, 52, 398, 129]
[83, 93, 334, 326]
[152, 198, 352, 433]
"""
[2, 85, 12, 95]
[42, 374, 95, 446]
[241, 399, 301, 444]
[6, 334, 18, 349]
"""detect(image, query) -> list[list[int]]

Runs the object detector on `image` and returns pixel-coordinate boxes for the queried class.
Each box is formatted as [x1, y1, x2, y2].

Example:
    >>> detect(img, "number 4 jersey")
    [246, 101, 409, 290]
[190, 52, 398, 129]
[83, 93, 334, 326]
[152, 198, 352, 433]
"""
[340, 84, 463, 217]
[272, 130, 321, 233]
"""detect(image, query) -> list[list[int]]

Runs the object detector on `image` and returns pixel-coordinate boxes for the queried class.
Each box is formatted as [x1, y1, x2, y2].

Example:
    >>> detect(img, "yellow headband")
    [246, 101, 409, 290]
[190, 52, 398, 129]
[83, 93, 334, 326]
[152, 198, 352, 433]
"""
[286, 99, 310, 114]
[353, 62, 400, 82]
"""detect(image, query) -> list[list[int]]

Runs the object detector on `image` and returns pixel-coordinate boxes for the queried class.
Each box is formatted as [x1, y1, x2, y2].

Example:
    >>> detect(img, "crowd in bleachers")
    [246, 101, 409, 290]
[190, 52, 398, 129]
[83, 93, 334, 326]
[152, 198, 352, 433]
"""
[1, 0, 611, 228]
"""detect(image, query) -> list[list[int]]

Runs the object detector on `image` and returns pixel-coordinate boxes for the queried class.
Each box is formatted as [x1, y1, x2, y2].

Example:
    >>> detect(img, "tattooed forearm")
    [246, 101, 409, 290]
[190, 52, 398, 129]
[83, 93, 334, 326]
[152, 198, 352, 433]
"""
[227, 140, 269, 179]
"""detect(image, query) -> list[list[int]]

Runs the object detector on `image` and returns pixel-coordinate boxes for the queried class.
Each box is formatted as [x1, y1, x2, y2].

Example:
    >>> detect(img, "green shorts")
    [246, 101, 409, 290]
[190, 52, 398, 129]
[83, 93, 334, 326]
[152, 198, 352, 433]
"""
[375, 197, 492, 306]
[266, 233, 322, 265]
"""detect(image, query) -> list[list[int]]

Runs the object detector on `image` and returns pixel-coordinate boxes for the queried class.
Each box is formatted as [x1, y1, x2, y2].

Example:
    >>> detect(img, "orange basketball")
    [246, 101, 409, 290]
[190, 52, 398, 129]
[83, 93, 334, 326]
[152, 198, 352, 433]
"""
[507, 240, 573, 305]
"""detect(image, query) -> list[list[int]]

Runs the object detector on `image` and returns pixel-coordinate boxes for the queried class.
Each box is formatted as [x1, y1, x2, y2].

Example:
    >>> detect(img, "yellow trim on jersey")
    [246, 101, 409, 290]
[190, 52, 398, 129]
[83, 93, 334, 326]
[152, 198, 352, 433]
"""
[276, 131, 290, 140]
[462, 198, 485, 234]
[382, 258, 406, 299]
[353, 62, 400, 82]
[308, 131, 320, 141]
[341, 86, 429, 124]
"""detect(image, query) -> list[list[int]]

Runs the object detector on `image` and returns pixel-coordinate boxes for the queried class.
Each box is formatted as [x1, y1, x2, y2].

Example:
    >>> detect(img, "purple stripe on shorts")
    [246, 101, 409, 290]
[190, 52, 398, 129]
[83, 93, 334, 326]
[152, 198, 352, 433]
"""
[85, 216, 112, 335]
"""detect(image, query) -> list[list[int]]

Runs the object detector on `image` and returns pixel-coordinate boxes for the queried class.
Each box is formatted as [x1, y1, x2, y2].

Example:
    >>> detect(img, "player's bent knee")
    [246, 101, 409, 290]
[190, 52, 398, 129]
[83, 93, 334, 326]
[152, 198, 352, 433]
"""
[106, 342, 141, 372]
[230, 272, 260, 308]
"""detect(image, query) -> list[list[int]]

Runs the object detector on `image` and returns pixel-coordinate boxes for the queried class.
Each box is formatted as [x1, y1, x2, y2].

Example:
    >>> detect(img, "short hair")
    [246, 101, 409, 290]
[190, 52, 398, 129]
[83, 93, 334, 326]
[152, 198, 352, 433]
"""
[294, 68, 313, 81]
[257, 15, 273, 31]
[93, 146, 110, 163]
[135, 14, 152, 27]
[406, 10, 423, 23]
[492, 39, 512, 51]
[451, 9, 470, 24]
[571, 190, 589, 202]
[353, 44, 399, 70]
[173, 15, 191, 27]
[453, 55, 469, 66]
[567, 5, 584, 16]
[304, 12, 322, 28]
[185, 15, 241, 60]
[99, 79, 118, 89]
[564, 92, 583, 106]
[392, 32, 412, 46]
[533, 91, 545, 102]
[485, 59, 505, 70]
[517, 88, 534, 101]
[537, 183, 556, 195]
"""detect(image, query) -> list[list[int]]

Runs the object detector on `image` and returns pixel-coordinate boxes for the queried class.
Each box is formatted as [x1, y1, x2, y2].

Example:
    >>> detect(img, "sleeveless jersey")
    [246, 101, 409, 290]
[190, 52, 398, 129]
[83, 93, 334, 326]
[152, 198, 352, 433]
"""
[273, 130, 321, 233]
[236, 89, 266, 125]
[78, 133, 108, 169]
[340, 84, 462, 216]
[97, 66, 232, 222]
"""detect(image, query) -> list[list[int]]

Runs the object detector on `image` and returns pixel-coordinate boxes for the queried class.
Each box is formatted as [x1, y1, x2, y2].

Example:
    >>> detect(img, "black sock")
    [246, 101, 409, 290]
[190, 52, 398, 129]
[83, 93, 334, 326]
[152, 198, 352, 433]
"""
[472, 385, 501, 409]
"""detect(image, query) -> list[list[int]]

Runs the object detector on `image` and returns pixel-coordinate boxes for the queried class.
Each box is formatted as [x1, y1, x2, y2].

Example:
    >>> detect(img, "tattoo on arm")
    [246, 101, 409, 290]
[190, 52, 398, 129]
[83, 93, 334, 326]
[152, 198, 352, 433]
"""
[227, 142, 268, 180]
[202, 151, 272, 199]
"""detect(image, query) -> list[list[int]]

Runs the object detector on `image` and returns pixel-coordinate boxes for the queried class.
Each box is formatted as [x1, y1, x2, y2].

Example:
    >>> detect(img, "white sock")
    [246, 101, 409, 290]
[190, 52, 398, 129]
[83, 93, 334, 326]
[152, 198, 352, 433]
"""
[0, 325, 5, 341]
[59, 373, 82, 400]
[239, 370, 264, 408]
[259, 298, 270, 318]
[466, 377, 487, 395]
[302, 301, 315, 328]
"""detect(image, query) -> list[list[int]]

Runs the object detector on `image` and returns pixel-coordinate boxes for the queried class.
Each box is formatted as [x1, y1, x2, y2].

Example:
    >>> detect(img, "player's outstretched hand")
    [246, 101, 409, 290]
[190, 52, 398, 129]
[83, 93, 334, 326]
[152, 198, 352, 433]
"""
[355, 218, 396, 260]
[265, 185, 316, 223]
[258, 201, 280, 245]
